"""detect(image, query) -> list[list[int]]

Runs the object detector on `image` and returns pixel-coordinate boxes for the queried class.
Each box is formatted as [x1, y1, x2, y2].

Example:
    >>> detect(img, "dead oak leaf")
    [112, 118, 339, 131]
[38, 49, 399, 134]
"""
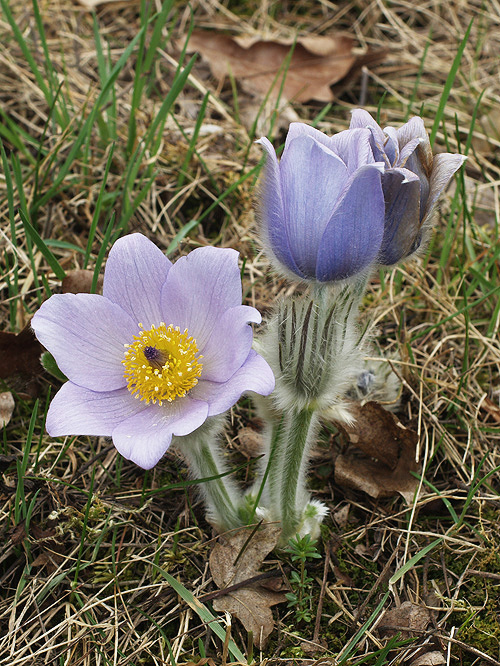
[334, 401, 420, 503]
[0, 324, 43, 379]
[186, 31, 385, 103]
[209, 523, 287, 648]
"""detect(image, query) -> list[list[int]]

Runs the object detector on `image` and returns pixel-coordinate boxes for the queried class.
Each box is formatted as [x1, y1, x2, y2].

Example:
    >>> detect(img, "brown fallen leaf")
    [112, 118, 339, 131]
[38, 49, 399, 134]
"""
[334, 401, 420, 503]
[332, 504, 350, 529]
[0, 454, 17, 473]
[333, 565, 355, 587]
[379, 601, 431, 638]
[379, 603, 445, 666]
[9, 522, 26, 546]
[411, 652, 446, 666]
[0, 392, 15, 427]
[209, 523, 287, 648]
[337, 401, 409, 469]
[12, 521, 65, 574]
[237, 426, 264, 458]
[0, 323, 43, 379]
[187, 31, 386, 103]
[4, 271, 103, 383]
[62, 269, 103, 294]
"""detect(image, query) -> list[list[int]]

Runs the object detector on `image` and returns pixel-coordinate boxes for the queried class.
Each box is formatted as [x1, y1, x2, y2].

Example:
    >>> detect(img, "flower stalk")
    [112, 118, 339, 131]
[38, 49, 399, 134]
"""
[277, 407, 318, 542]
[252, 281, 367, 541]
[177, 419, 244, 532]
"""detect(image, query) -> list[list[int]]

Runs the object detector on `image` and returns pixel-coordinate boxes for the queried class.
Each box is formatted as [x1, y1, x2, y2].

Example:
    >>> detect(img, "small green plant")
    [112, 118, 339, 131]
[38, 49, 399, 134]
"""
[284, 534, 322, 623]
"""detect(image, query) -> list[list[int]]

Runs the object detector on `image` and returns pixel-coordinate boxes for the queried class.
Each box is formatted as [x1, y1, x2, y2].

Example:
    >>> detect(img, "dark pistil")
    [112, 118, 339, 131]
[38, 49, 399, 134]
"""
[144, 346, 167, 369]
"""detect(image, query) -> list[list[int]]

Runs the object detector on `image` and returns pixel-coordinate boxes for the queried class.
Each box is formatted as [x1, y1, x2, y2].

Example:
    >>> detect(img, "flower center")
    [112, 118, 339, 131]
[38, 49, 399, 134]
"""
[122, 322, 203, 405]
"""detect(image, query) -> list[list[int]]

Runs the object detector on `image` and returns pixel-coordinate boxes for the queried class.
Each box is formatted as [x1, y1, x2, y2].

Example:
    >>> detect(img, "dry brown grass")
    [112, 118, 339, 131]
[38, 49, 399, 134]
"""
[1, 0, 500, 664]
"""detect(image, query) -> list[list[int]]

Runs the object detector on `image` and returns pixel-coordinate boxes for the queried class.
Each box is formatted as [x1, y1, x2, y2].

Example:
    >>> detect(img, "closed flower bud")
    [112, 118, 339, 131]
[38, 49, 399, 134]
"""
[257, 123, 386, 282]
[350, 109, 466, 264]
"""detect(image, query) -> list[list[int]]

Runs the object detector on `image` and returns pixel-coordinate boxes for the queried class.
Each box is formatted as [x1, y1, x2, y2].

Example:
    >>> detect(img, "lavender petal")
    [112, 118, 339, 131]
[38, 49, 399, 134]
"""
[112, 397, 209, 469]
[317, 165, 385, 281]
[280, 134, 348, 276]
[379, 168, 422, 264]
[32, 293, 136, 391]
[257, 137, 304, 277]
[200, 305, 262, 382]
[192, 349, 275, 415]
[103, 233, 172, 327]
[160, 246, 243, 350]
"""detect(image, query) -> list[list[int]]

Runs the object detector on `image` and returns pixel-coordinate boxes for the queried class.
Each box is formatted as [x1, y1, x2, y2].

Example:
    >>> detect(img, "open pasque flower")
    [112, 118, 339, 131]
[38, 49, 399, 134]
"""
[257, 122, 386, 282]
[32, 234, 275, 469]
[350, 109, 466, 264]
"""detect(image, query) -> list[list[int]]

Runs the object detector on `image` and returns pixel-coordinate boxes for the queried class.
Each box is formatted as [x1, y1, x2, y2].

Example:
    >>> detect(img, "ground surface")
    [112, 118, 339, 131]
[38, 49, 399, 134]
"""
[0, 0, 500, 664]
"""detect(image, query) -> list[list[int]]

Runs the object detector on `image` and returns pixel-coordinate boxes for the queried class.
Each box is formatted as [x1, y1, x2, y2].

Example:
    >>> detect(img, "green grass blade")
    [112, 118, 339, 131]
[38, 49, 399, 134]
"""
[18, 209, 66, 280]
[32, 21, 151, 214]
[405, 28, 432, 121]
[15, 400, 39, 524]
[0, 0, 50, 102]
[166, 219, 200, 256]
[337, 589, 391, 664]
[389, 538, 443, 585]
[84, 143, 116, 268]
[0, 110, 35, 161]
[1, 142, 17, 242]
[153, 565, 246, 663]
[31, 0, 69, 128]
[176, 91, 209, 191]
[429, 18, 473, 146]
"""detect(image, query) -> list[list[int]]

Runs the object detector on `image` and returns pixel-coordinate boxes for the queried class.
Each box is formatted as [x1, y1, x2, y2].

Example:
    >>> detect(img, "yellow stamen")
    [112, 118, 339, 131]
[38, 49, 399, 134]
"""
[122, 322, 203, 405]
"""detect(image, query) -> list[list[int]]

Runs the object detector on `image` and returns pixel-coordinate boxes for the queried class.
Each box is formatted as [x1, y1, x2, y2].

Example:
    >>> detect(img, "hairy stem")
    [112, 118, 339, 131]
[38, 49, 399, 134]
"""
[279, 408, 318, 542]
[177, 422, 243, 532]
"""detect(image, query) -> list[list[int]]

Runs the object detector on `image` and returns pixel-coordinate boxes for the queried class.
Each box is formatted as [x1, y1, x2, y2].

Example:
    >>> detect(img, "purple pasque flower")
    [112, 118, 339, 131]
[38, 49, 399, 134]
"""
[32, 234, 275, 470]
[350, 109, 466, 264]
[257, 122, 386, 282]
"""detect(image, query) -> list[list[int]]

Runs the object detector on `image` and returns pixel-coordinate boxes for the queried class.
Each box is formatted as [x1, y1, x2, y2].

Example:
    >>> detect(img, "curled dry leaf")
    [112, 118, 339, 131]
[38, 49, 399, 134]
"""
[237, 426, 264, 458]
[410, 652, 446, 666]
[187, 31, 386, 103]
[334, 401, 420, 503]
[378, 602, 446, 666]
[379, 601, 431, 638]
[338, 401, 404, 469]
[62, 269, 103, 294]
[0, 392, 15, 428]
[209, 523, 287, 648]
[0, 324, 43, 379]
